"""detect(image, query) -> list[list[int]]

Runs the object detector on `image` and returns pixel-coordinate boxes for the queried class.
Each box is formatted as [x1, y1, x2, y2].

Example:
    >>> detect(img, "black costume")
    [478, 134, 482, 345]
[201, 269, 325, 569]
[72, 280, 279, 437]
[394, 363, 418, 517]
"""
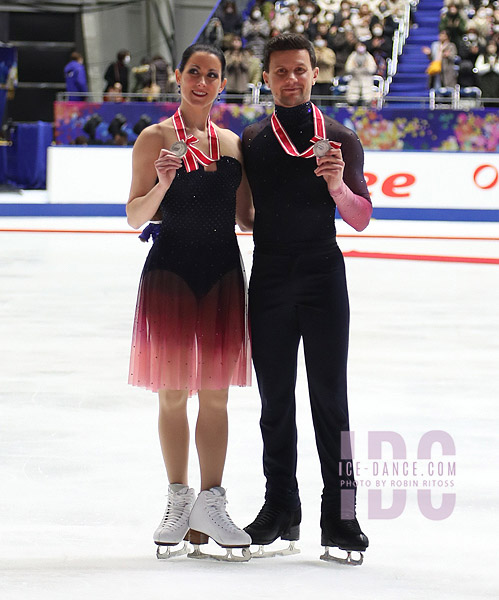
[242, 102, 371, 519]
[129, 157, 251, 395]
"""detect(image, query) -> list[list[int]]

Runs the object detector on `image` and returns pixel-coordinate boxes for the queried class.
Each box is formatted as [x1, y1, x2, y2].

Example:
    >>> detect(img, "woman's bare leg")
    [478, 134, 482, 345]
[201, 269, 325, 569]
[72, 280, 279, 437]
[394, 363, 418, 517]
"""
[158, 389, 190, 484]
[196, 389, 229, 491]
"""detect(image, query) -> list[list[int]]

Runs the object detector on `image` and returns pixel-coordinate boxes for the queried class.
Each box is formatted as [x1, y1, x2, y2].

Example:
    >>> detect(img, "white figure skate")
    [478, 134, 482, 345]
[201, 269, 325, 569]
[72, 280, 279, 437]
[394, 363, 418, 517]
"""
[154, 483, 195, 559]
[187, 487, 251, 562]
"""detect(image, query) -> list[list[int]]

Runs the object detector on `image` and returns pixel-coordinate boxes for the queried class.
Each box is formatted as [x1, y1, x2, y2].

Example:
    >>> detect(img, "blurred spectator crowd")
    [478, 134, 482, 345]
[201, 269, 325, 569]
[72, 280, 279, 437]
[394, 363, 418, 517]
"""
[201, 0, 406, 103]
[423, 1, 499, 102]
[65, 0, 499, 106]
[200, 0, 499, 103]
[103, 50, 177, 101]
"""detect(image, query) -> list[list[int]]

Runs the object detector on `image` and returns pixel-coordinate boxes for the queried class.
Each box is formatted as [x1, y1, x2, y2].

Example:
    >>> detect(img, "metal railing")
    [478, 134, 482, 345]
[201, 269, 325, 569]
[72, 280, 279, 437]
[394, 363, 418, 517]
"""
[55, 84, 493, 111]
[386, 0, 414, 91]
[56, 91, 181, 103]
[429, 85, 483, 110]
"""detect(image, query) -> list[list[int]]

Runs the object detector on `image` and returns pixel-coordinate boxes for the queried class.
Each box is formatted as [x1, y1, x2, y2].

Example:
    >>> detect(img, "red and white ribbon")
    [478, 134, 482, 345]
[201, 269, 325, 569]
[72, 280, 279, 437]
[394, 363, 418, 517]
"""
[271, 103, 340, 158]
[172, 108, 220, 172]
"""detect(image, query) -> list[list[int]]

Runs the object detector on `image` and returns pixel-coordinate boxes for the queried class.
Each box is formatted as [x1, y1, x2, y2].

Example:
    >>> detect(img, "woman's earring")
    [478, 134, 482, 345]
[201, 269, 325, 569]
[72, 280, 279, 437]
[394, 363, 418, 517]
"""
[217, 91, 221, 102]
[177, 84, 181, 95]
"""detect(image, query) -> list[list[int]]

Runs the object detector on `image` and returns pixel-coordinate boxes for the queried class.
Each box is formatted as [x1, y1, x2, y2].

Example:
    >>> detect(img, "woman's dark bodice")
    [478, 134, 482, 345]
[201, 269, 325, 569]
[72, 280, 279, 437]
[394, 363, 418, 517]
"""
[144, 156, 242, 298]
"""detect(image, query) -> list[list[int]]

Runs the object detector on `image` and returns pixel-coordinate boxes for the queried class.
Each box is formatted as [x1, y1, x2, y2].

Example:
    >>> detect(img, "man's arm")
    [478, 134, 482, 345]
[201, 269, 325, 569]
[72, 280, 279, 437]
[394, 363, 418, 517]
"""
[315, 126, 372, 231]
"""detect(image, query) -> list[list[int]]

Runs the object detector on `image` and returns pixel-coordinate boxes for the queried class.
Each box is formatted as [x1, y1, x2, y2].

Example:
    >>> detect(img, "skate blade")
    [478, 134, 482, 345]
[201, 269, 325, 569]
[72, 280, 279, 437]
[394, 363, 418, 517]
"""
[251, 541, 300, 558]
[320, 546, 364, 566]
[156, 541, 189, 560]
[188, 544, 251, 562]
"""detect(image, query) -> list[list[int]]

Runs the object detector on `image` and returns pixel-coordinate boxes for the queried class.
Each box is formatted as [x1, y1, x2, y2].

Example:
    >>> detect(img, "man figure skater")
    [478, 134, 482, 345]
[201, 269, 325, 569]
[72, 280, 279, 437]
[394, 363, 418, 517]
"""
[242, 33, 371, 561]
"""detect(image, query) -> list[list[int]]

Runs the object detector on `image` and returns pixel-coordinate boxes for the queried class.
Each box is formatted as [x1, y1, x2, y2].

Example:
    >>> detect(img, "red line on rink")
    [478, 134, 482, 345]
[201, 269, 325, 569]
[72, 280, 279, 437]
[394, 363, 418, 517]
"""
[339, 234, 499, 241]
[0, 229, 498, 242]
[0, 229, 497, 263]
[343, 250, 499, 264]
[0, 228, 136, 234]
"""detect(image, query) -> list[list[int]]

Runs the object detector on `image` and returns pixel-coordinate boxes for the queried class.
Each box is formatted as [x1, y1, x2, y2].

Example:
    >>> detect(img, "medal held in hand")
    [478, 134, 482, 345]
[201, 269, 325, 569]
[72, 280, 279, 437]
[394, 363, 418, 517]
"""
[172, 109, 220, 172]
[271, 103, 340, 159]
[312, 139, 333, 158]
[170, 140, 188, 158]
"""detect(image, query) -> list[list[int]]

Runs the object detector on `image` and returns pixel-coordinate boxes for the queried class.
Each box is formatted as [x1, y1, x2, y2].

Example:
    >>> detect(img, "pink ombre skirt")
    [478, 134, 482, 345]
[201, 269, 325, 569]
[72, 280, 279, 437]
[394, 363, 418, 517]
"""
[128, 266, 251, 395]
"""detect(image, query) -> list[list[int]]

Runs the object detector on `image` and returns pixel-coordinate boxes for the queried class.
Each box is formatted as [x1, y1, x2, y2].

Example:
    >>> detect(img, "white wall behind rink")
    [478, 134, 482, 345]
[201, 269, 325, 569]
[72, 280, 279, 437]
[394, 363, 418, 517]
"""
[47, 146, 133, 205]
[47, 146, 499, 209]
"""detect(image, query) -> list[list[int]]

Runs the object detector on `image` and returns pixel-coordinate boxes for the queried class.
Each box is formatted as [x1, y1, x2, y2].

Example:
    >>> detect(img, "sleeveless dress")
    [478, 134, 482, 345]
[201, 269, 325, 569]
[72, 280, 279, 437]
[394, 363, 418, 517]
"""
[129, 156, 251, 394]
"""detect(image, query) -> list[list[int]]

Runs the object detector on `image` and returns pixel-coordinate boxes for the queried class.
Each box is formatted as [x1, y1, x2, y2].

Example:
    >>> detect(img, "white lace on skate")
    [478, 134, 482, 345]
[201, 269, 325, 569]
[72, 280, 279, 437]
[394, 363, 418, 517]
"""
[154, 484, 195, 559]
[204, 491, 244, 537]
[160, 493, 190, 531]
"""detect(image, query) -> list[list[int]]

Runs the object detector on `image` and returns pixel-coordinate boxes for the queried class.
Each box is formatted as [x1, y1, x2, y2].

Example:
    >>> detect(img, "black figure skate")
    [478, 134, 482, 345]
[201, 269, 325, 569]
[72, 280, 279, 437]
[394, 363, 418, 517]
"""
[320, 515, 369, 566]
[244, 502, 301, 558]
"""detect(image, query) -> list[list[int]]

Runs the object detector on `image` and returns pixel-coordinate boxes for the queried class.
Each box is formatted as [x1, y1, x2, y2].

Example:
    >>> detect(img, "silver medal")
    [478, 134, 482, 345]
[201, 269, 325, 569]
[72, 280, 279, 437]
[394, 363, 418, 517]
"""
[313, 139, 332, 157]
[170, 140, 188, 158]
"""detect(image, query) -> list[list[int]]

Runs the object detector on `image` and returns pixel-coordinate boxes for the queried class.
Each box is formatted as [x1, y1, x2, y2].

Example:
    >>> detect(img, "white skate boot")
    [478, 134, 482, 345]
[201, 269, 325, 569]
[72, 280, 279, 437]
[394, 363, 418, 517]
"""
[154, 483, 195, 559]
[187, 487, 251, 562]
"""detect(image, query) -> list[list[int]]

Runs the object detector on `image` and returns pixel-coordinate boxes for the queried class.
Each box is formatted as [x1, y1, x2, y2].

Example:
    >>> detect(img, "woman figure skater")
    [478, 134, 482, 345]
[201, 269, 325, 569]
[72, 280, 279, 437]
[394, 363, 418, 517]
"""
[127, 43, 254, 560]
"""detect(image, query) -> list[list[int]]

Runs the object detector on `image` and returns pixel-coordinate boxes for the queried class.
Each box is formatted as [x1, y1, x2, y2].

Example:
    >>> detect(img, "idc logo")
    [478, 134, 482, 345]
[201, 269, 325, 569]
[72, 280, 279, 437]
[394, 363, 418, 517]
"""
[340, 431, 457, 520]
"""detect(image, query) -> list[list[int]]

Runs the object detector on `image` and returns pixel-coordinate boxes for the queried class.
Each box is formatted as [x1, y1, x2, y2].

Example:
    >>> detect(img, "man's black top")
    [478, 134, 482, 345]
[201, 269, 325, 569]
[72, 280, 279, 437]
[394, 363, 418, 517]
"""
[242, 101, 371, 249]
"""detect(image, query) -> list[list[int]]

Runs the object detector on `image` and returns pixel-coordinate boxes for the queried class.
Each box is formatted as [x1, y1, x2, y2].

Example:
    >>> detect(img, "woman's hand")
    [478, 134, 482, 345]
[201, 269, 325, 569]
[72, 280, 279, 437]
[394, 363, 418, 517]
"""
[155, 149, 183, 189]
[127, 128, 182, 229]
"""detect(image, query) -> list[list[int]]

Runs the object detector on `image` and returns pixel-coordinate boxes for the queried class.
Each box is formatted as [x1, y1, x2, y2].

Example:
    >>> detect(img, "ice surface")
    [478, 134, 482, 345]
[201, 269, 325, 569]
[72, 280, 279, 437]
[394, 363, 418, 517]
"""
[0, 215, 498, 599]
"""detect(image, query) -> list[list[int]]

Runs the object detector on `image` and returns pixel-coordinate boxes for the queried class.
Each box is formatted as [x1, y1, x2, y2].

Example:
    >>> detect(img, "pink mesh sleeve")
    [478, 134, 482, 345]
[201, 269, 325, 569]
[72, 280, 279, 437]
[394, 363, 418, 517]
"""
[329, 181, 373, 232]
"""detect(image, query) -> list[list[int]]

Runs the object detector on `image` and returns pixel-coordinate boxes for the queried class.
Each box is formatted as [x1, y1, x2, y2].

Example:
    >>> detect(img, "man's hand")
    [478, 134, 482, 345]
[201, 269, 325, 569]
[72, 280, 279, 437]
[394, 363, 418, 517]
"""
[314, 146, 344, 193]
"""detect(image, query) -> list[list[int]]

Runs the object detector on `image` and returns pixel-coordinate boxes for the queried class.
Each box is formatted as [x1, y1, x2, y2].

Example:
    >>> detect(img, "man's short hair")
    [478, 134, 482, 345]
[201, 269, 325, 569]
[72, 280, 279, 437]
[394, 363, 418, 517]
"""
[263, 33, 317, 72]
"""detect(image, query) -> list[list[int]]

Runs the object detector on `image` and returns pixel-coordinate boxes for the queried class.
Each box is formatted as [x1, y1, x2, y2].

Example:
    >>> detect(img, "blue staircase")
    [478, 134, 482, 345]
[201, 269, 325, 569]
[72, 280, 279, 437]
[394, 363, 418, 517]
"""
[387, 0, 442, 99]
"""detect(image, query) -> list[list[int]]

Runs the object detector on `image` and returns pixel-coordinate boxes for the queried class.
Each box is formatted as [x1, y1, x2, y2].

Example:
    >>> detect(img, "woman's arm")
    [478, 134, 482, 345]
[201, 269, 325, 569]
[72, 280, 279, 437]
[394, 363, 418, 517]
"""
[126, 125, 181, 229]
[219, 129, 254, 231]
[234, 136, 254, 232]
[236, 168, 254, 232]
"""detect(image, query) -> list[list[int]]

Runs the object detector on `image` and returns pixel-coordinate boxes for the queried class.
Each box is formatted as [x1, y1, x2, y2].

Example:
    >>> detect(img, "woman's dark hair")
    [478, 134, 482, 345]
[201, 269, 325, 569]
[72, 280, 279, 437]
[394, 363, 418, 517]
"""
[178, 43, 226, 79]
[263, 33, 316, 72]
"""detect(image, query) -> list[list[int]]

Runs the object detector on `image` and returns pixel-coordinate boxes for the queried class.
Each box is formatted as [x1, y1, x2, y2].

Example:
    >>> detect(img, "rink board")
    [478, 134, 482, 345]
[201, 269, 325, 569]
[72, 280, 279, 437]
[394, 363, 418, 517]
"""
[40, 146, 499, 221]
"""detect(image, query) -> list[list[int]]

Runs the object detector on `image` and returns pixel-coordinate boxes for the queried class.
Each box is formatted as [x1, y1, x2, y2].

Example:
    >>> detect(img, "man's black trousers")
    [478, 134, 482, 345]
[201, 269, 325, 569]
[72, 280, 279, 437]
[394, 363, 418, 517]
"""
[249, 240, 356, 513]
